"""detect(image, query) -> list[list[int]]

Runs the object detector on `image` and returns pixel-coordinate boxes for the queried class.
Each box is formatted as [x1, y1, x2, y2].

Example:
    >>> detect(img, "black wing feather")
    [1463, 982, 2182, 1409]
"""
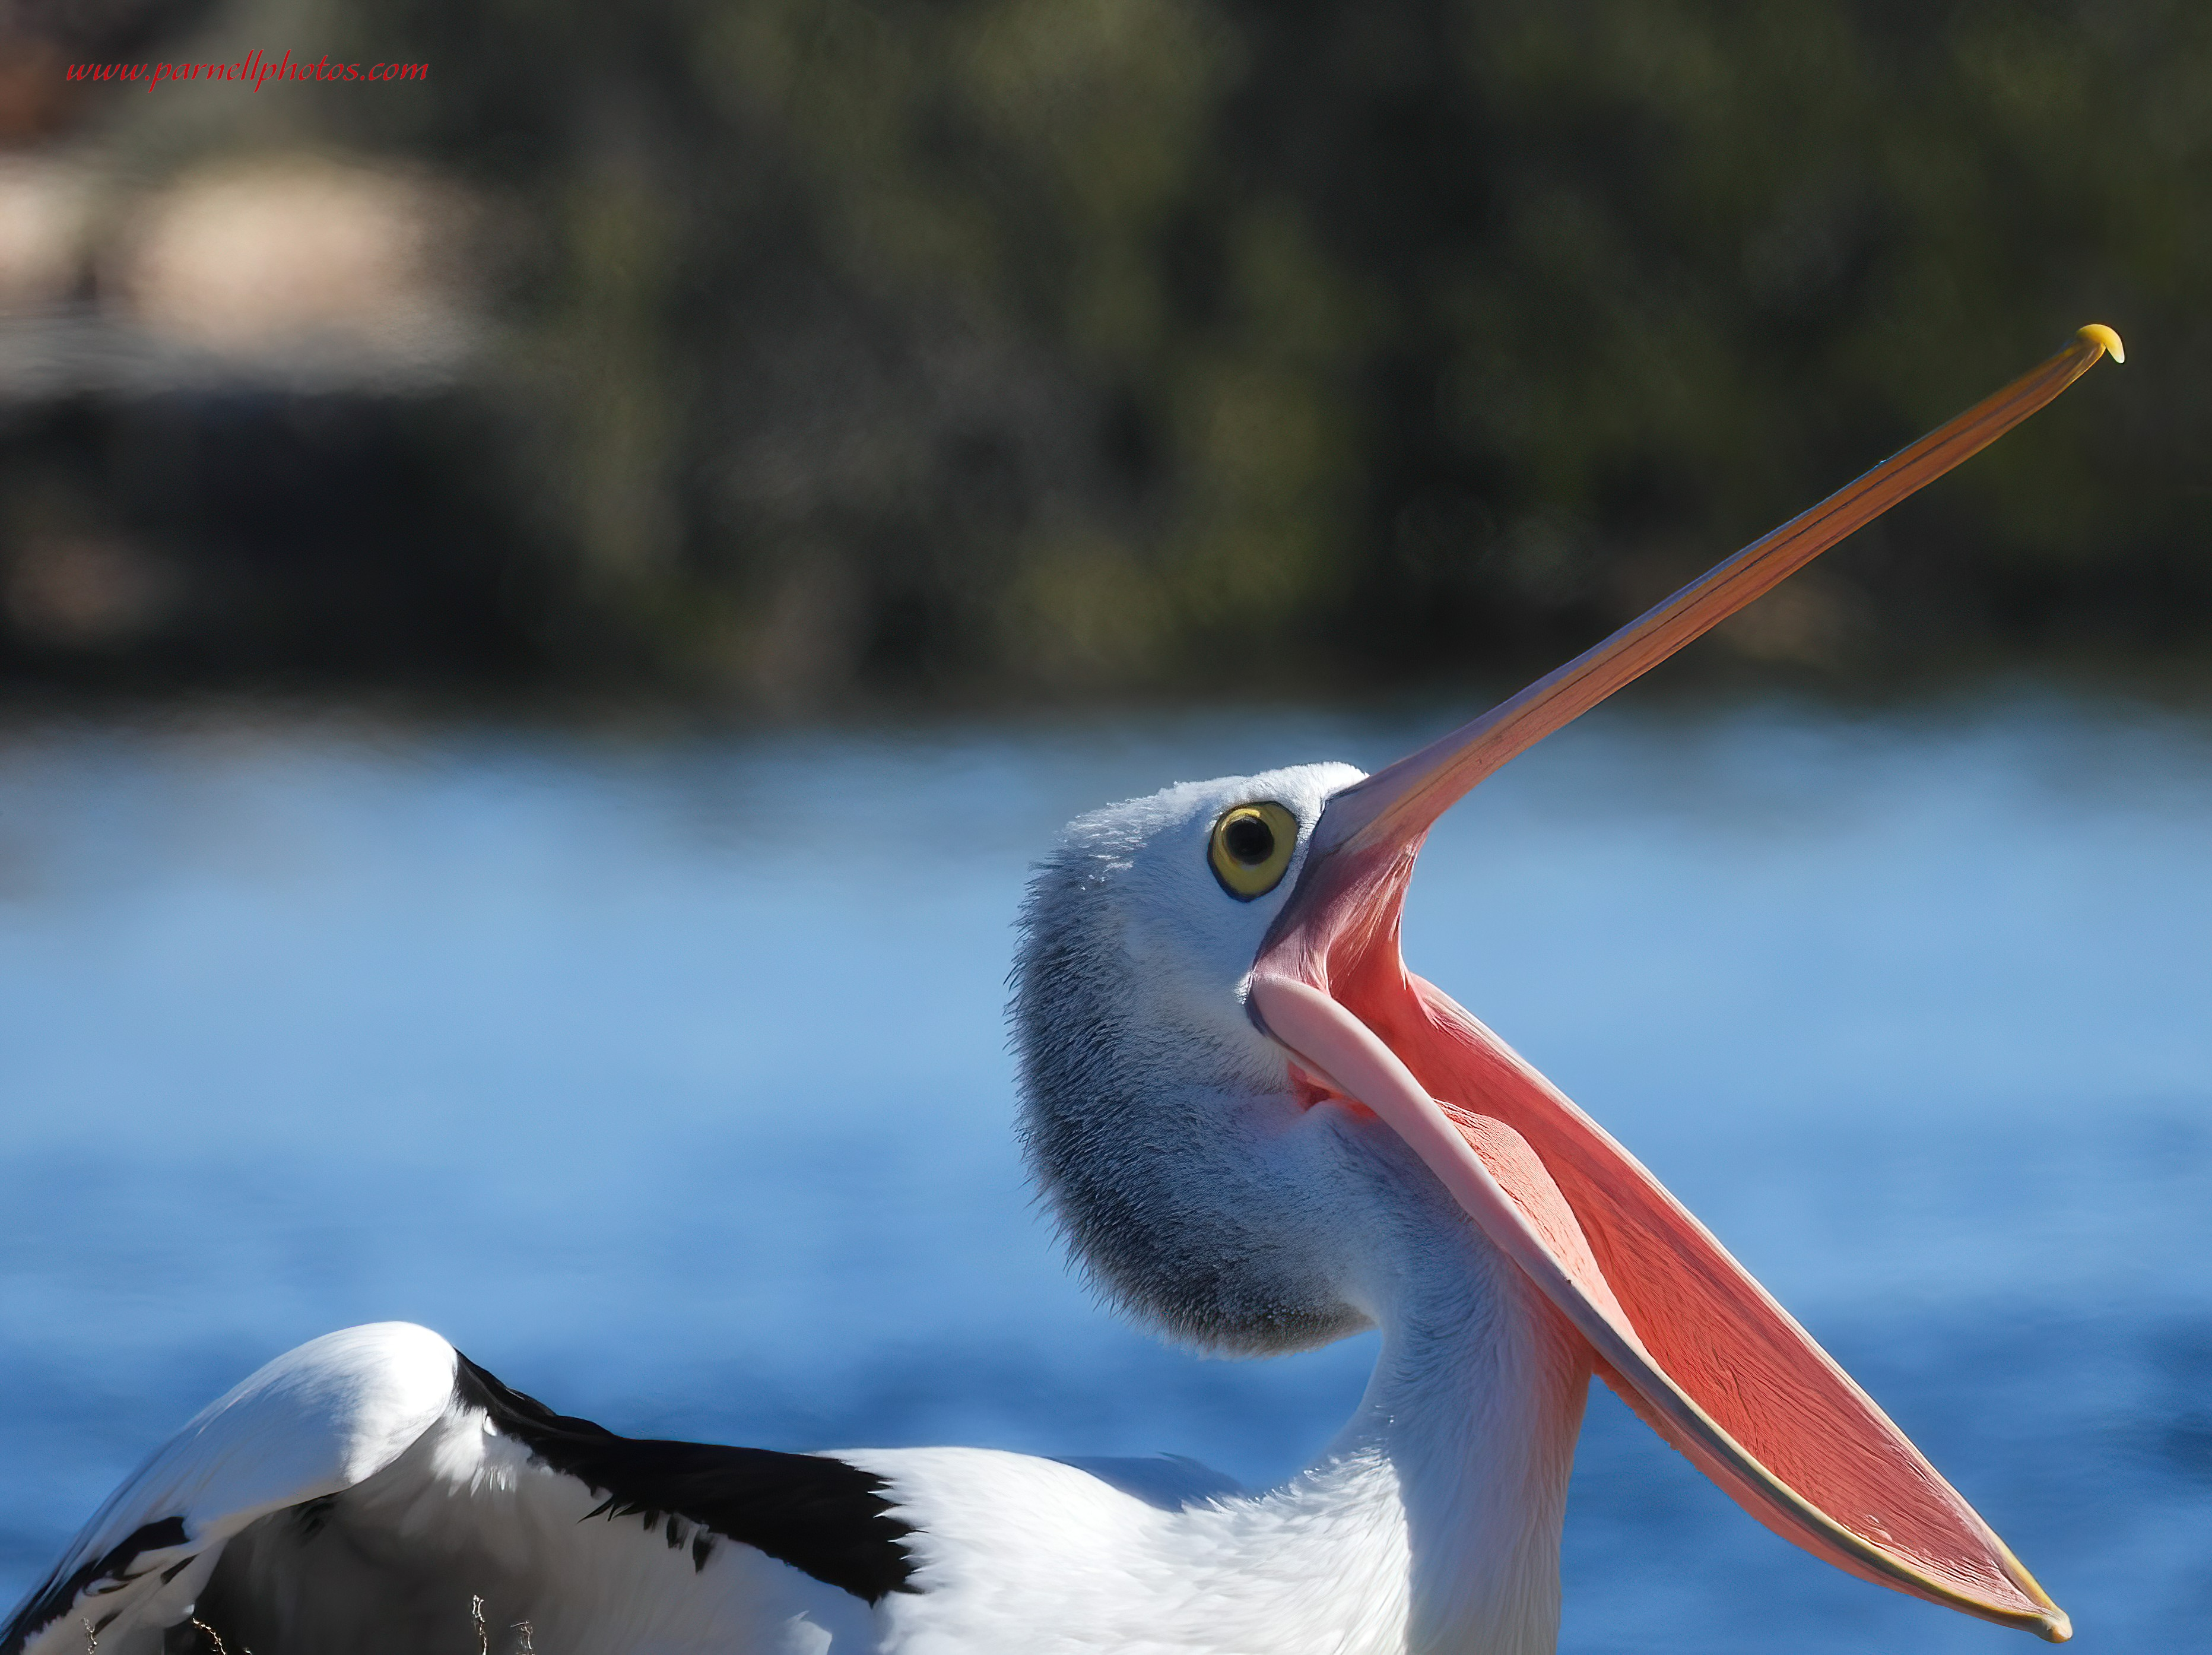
[452, 1355, 919, 1604]
[2, 1518, 190, 1655]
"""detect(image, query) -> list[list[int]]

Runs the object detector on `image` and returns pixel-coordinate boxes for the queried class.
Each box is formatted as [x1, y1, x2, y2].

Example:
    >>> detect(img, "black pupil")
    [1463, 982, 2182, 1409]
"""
[1223, 813, 1275, 865]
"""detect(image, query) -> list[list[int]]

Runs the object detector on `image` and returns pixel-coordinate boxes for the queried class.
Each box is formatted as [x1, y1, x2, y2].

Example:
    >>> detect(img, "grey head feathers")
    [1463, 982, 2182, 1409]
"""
[1011, 763, 1382, 1356]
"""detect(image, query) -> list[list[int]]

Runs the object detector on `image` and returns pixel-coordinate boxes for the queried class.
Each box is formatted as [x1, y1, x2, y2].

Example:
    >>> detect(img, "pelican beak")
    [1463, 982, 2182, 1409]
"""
[1249, 326, 2123, 1642]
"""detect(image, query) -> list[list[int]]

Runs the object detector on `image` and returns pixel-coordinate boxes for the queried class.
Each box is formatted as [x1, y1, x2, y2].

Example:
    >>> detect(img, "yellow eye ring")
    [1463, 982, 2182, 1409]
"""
[1207, 801, 1299, 900]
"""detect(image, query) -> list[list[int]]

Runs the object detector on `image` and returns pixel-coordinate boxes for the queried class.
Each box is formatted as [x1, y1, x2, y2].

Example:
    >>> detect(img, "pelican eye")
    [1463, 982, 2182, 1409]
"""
[1207, 801, 1299, 900]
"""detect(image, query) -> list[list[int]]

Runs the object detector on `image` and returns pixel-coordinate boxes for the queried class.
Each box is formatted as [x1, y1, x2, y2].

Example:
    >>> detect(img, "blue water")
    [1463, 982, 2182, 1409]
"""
[1, 690, 2208, 1652]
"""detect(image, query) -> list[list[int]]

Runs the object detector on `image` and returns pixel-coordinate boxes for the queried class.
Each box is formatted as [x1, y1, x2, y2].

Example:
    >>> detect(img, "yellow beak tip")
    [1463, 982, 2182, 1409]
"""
[2076, 323, 2125, 364]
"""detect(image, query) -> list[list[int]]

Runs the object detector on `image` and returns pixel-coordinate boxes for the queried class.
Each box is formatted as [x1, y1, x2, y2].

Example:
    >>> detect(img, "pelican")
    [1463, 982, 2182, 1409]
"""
[2, 327, 2122, 1655]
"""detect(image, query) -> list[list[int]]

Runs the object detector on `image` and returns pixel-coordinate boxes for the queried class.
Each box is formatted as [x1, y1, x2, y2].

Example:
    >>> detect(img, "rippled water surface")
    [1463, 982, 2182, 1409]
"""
[2, 690, 2209, 1653]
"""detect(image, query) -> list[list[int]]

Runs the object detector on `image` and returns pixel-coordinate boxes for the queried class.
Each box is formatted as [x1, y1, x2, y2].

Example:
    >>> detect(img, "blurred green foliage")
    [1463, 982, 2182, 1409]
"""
[40, 0, 2212, 700]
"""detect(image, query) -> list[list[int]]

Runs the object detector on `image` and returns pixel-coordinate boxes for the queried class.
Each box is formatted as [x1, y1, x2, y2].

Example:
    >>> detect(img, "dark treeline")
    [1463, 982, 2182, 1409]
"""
[2, 0, 2206, 703]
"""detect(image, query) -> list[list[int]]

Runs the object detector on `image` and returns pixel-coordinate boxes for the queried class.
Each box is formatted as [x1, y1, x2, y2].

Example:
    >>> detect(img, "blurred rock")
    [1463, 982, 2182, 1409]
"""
[0, 158, 87, 308]
[112, 157, 475, 382]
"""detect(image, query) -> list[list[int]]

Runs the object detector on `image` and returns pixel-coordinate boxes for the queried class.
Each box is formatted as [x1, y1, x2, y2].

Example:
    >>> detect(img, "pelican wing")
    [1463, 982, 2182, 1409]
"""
[2, 1324, 914, 1655]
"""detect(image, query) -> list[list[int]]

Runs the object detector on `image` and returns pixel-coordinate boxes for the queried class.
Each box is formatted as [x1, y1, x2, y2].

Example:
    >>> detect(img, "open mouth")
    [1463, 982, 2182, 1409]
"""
[1246, 324, 2123, 1642]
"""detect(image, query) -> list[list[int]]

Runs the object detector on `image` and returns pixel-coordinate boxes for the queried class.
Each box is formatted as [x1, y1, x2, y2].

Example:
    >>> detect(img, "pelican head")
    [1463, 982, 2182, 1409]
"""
[1012, 327, 2123, 1641]
[1014, 761, 1379, 1355]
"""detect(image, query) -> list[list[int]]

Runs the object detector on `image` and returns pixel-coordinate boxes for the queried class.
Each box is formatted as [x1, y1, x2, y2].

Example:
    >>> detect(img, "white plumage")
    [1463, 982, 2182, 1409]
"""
[11, 1324, 875, 1654]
